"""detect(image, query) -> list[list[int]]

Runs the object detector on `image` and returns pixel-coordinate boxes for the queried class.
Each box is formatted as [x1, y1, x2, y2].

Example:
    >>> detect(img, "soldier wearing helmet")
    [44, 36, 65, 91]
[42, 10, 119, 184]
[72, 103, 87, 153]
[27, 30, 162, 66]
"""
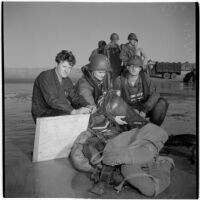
[76, 54, 112, 108]
[104, 33, 122, 81]
[113, 55, 168, 126]
[120, 33, 148, 69]
[89, 40, 107, 62]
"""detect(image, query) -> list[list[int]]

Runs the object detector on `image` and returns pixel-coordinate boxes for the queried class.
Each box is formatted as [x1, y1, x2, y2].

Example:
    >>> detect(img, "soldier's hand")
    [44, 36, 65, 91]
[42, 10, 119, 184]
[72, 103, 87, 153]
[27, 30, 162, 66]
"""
[86, 105, 97, 114]
[139, 111, 146, 118]
[134, 109, 140, 114]
[71, 107, 91, 115]
[114, 116, 128, 125]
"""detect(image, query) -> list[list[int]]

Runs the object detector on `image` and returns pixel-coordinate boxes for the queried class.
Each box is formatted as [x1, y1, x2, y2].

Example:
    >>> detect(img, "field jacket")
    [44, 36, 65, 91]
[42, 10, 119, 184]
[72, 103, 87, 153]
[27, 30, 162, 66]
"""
[31, 68, 88, 121]
[104, 43, 122, 75]
[113, 71, 160, 113]
[120, 43, 147, 66]
[75, 66, 110, 105]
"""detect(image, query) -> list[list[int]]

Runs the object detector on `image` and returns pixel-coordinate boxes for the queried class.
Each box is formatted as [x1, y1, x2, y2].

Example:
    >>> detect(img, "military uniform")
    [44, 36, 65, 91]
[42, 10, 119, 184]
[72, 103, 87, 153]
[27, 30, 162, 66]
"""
[89, 48, 105, 62]
[113, 71, 168, 126]
[104, 43, 122, 80]
[31, 68, 89, 123]
[120, 43, 147, 67]
[76, 65, 109, 105]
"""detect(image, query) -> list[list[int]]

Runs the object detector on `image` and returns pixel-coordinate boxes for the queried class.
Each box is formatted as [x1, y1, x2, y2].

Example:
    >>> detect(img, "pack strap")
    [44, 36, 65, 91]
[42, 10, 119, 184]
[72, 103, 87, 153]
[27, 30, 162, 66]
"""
[90, 151, 104, 165]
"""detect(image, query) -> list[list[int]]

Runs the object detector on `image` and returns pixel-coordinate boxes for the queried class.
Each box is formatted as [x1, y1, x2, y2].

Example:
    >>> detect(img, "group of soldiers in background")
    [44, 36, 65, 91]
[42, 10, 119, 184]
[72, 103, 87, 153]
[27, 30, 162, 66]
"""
[89, 33, 147, 81]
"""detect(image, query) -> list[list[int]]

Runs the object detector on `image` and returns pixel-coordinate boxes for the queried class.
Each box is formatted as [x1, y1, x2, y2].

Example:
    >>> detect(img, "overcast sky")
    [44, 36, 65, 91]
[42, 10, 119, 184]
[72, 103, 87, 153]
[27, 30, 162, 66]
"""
[4, 2, 196, 69]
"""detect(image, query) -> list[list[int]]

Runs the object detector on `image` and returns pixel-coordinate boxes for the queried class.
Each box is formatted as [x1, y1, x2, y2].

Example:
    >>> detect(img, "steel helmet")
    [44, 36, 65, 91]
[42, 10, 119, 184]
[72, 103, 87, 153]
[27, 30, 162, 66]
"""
[98, 40, 107, 48]
[88, 54, 111, 71]
[127, 55, 143, 67]
[110, 33, 119, 41]
[128, 33, 138, 41]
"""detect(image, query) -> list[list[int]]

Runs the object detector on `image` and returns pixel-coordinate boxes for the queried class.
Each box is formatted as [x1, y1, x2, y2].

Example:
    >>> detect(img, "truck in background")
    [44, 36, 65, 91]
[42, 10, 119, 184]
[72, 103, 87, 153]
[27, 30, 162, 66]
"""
[147, 60, 182, 79]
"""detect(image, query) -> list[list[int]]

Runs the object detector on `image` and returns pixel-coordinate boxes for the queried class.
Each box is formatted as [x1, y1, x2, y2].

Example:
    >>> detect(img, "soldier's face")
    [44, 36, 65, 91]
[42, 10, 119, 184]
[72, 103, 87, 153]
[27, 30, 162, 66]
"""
[57, 61, 73, 78]
[112, 38, 119, 44]
[93, 70, 106, 81]
[127, 65, 141, 76]
[130, 39, 137, 46]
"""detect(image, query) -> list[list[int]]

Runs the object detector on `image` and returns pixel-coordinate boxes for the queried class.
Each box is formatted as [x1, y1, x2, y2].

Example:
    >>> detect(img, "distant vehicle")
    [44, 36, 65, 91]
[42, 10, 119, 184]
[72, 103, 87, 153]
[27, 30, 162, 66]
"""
[147, 61, 182, 79]
[183, 68, 196, 83]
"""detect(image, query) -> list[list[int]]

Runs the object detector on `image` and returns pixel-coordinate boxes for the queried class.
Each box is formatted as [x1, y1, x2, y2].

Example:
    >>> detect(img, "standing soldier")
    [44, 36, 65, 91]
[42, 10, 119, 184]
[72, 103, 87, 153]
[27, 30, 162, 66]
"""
[120, 33, 148, 70]
[104, 33, 122, 81]
[89, 40, 107, 62]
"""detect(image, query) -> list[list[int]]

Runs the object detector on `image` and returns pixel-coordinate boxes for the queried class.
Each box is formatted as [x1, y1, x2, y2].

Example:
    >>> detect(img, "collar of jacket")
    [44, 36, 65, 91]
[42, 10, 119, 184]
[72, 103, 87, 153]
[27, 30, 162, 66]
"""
[81, 65, 104, 104]
[55, 67, 62, 84]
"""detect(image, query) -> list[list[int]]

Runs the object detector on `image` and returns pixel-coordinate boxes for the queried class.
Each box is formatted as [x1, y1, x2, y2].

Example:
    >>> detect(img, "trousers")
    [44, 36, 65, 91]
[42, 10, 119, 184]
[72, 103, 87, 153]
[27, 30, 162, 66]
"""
[146, 97, 169, 126]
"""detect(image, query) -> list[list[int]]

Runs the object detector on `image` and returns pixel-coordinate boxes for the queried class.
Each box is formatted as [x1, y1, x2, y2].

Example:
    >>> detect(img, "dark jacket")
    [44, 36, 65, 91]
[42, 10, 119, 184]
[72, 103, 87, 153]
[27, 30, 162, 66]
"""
[76, 65, 110, 105]
[31, 68, 88, 121]
[113, 71, 160, 113]
[104, 43, 121, 76]
[89, 48, 105, 62]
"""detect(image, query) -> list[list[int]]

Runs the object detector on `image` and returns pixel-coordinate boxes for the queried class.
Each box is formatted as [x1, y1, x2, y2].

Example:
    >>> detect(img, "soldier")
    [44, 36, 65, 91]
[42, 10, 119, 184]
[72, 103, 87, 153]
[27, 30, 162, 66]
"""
[76, 54, 112, 108]
[113, 55, 168, 126]
[31, 50, 95, 123]
[104, 33, 122, 81]
[120, 33, 148, 69]
[89, 40, 107, 62]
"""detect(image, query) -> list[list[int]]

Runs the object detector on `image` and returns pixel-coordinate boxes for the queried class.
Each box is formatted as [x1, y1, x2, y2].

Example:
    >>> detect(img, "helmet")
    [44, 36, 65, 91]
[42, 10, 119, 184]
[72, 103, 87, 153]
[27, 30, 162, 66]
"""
[127, 55, 143, 67]
[88, 54, 111, 71]
[128, 33, 138, 41]
[98, 40, 107, 48]
[110, 33, 119, 41]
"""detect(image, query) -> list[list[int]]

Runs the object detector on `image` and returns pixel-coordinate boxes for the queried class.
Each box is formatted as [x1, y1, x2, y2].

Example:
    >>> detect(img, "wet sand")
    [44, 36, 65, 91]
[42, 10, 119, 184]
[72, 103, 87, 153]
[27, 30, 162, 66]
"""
[4, 79, 197, 198]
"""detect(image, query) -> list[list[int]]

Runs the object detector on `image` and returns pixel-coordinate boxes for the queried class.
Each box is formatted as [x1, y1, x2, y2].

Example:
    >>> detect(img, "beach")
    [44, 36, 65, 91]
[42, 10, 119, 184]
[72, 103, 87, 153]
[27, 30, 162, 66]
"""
[4, 76, 197, 198]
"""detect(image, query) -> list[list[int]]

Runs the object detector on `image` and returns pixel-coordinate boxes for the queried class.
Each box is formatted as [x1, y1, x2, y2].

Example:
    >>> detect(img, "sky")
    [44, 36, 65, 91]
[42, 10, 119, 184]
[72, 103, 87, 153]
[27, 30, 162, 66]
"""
[4, 2, 196, 69]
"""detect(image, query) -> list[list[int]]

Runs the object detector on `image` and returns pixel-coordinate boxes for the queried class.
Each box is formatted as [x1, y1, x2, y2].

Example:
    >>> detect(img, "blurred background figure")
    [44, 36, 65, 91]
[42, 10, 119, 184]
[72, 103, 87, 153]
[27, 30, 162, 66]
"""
[89, 40, 107, 62]
[104, 33, 122, 82]
[120, 33, 148, 70]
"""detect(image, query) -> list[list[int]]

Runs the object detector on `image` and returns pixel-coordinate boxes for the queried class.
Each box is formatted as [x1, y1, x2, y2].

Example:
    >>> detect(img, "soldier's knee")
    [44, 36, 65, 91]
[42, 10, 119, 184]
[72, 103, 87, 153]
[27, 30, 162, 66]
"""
[149, 97, 169, 126]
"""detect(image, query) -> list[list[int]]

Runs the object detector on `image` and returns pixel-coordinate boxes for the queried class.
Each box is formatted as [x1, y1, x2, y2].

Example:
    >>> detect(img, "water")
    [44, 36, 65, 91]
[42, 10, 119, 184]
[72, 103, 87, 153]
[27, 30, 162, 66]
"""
[5, 83, 34, 143]
[4, 80, 196, 198]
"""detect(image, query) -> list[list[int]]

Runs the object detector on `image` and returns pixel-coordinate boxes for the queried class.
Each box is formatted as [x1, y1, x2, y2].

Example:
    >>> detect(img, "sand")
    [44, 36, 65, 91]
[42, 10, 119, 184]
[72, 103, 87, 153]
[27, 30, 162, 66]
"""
[4, 78, 197, 198]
